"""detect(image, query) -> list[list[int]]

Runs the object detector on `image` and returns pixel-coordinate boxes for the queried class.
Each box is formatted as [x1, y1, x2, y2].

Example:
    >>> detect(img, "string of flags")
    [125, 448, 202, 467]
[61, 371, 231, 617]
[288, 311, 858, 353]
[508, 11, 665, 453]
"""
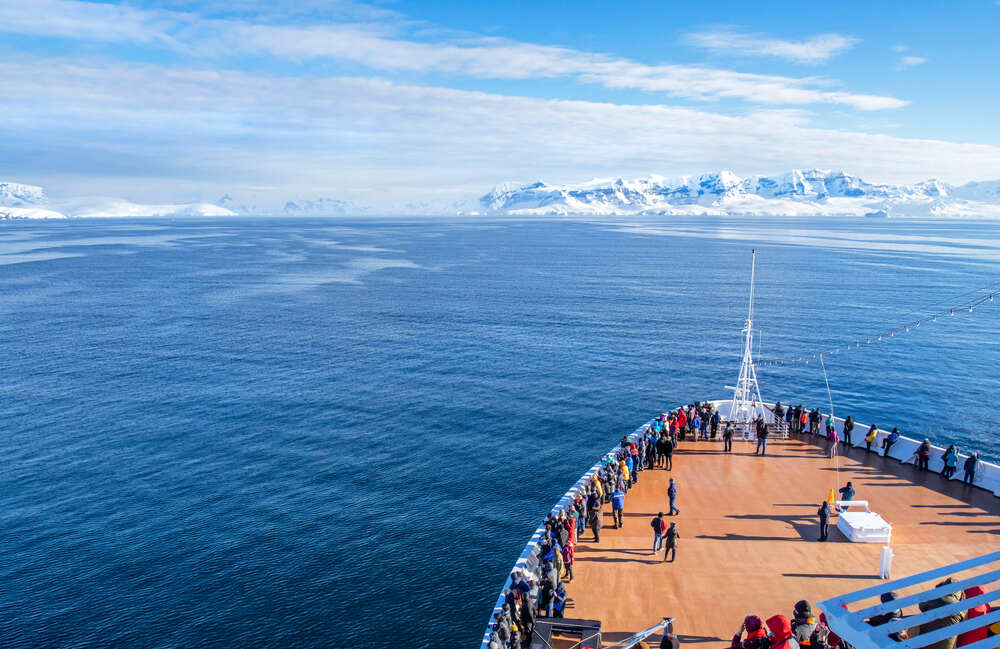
[755, 286, 999, 368]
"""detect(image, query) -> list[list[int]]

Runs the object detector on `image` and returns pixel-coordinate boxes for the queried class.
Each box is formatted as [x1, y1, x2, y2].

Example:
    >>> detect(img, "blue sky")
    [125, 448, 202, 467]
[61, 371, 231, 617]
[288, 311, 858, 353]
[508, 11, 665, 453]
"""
[2, 0, 999, 205]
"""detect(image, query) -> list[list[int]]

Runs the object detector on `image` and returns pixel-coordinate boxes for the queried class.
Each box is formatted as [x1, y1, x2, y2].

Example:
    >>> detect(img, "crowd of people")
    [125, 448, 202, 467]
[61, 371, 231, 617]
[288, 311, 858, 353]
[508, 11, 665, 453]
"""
[770, 401, 985, 485]
[487, 400, 991, 649]
[732, 585, 997, 649]
[487, 402, 719, 648]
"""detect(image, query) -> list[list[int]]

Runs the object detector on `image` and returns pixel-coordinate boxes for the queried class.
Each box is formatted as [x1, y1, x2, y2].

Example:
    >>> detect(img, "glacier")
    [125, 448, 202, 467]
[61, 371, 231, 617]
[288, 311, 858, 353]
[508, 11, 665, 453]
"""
[480, 169, 1000, 217]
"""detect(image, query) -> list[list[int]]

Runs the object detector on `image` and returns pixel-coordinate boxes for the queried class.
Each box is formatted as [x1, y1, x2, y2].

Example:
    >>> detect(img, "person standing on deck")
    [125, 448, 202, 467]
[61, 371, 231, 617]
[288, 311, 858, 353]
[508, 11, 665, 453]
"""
[817, 501, 830, 541]
[587, 505, 601, 542]
[799, 408, 808, 436]
[723, 422, 734, 453]
[842, 415, 854, 448]
[809, 408, 821, 436]
[755, 417, 769, 455]
[611, 483, 625, 528]
[667, 478, 680, 515]
[711, 410, 721, 439]
[651, 512, 667, 553]
[630, 441, 642, 484]
[864, 424, 879, 453]
[825, 414, 835, 437]
[552, 582, 567, 619]
[699, 412, 709, 440]
[963, 452, 980, 485]
[838, 482, 855, 512]
[691, 411, 702, 442]
[942, 445, 959, 479]
[662, 521, 679, 562]
[882, 427, 900, 457]
[785, 406, 794, 435]
[827, 425, 839, 457]
[916, 438, 932, 471]
[663, 435, 675, 470]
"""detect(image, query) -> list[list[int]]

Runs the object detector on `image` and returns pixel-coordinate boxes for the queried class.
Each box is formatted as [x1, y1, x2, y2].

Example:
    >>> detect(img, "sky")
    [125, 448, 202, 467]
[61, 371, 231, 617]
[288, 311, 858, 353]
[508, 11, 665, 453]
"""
[2, 0, 1000, 207]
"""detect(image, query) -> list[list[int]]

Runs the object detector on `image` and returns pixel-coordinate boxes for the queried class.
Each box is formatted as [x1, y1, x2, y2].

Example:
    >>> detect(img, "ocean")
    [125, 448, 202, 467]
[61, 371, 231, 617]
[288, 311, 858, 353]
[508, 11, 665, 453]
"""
[1, 216, 998, 648]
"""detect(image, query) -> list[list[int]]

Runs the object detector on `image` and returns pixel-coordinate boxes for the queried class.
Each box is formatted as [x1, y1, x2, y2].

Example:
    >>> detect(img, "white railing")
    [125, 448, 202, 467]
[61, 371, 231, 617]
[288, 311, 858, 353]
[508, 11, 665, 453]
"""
[817, 550, 1000, 649]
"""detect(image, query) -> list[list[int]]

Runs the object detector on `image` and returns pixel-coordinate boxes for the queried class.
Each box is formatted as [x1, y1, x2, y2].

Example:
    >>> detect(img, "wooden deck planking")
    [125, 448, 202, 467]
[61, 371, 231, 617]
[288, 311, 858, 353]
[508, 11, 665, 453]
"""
[564, 436, 1000, 646]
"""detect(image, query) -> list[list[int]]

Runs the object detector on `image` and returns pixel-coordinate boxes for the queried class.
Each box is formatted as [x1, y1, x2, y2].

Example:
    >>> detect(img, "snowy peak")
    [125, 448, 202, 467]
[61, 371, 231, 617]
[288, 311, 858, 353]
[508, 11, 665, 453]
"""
[0, 182, 47, 207]
[283, 197, 354, 216]
[481, 169, 1000, 217]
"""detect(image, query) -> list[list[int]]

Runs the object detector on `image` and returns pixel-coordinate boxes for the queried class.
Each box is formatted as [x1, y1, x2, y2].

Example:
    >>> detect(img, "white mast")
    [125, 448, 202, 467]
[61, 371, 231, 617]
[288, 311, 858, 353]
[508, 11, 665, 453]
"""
[729, 249, 766, 425]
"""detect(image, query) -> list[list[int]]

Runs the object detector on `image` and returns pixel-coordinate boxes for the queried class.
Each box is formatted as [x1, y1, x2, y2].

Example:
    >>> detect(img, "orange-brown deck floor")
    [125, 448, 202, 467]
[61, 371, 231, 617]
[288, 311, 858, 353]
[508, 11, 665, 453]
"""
[563, 436, 1000, 647]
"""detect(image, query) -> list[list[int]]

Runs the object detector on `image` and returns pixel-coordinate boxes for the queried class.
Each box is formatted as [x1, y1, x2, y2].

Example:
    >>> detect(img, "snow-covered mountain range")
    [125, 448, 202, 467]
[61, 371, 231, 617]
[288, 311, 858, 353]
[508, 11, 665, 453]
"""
[480, 170, 1000, 217]
[4, 171, 1000, 219]
[0, 182, 235, 219]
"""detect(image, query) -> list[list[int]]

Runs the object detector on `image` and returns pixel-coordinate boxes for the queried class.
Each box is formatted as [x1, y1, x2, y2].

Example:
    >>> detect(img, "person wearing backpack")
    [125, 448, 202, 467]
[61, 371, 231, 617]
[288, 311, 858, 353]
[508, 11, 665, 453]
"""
[662, 522, 679, 563]
[651, 512, 667, 553]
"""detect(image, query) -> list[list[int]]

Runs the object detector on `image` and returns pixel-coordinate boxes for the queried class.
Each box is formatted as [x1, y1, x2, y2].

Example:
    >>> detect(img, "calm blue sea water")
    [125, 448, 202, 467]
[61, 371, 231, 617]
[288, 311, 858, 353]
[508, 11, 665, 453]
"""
[1, 216, 998, 648]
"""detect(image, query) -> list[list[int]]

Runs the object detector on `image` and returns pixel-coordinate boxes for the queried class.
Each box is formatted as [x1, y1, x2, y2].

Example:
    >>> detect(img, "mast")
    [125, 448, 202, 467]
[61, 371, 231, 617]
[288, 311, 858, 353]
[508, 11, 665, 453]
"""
[729, 249, 766, 425]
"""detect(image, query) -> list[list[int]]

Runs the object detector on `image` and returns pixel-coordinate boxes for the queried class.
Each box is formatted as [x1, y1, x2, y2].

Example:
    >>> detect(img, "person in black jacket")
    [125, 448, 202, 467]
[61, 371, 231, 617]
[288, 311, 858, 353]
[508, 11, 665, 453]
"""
[842, 415, 854, 448]
[868, 591, 908, 641]
[755, 417, 769, 456]
[723, 422, 734, 453]
[792, 600, 818, 645]
[817, 501, 830, 541]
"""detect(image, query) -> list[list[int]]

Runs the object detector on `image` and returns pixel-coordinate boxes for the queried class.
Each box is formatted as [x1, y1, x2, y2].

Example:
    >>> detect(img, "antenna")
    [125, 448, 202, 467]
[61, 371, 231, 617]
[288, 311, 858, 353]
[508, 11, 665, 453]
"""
[729, 249, 766, 426]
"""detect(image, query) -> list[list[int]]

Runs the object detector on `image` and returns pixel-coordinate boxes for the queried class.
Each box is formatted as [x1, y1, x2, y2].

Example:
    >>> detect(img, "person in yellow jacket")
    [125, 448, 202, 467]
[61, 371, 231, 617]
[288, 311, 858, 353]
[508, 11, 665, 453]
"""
[864, 424, 879, 453]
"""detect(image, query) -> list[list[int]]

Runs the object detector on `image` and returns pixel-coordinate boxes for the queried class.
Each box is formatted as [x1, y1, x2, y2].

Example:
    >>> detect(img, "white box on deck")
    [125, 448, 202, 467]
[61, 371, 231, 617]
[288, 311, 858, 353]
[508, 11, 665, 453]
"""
[835, 501, 892, 544]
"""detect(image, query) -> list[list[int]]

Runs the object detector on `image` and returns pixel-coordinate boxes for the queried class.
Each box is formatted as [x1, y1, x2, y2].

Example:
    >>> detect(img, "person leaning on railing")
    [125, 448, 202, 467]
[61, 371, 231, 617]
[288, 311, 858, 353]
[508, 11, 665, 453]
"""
[864, 424, 879, 453]
[881, 427, 899, 457]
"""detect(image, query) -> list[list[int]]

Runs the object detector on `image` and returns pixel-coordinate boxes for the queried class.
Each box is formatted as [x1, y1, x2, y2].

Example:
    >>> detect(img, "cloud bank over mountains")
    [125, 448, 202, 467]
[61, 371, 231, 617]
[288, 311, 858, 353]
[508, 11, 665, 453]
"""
[0, 1, 998, 204]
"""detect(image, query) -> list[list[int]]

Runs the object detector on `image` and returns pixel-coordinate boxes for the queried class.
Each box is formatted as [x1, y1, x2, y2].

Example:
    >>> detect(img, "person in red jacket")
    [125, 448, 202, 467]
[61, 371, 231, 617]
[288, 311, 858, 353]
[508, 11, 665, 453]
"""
[957, 585, 993, 647]
[732, 615, 769, 649]
[766, 615, 799, 649]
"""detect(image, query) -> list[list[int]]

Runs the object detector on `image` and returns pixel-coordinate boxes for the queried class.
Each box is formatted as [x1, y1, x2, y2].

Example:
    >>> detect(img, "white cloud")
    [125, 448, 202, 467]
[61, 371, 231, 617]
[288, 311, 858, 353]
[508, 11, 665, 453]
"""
[0, 0, 906, 111]
[899, 55, 928, 67]
[684, 27, 859, 63]
[892, 45, 908, 53]
[0, 58, 995, 205]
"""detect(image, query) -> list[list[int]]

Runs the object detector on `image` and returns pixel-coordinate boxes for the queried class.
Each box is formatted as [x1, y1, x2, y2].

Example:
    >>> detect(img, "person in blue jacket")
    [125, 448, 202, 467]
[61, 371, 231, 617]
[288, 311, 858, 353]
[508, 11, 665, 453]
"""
[668, 477, 680, 516]
[611, 484, 626, 528]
